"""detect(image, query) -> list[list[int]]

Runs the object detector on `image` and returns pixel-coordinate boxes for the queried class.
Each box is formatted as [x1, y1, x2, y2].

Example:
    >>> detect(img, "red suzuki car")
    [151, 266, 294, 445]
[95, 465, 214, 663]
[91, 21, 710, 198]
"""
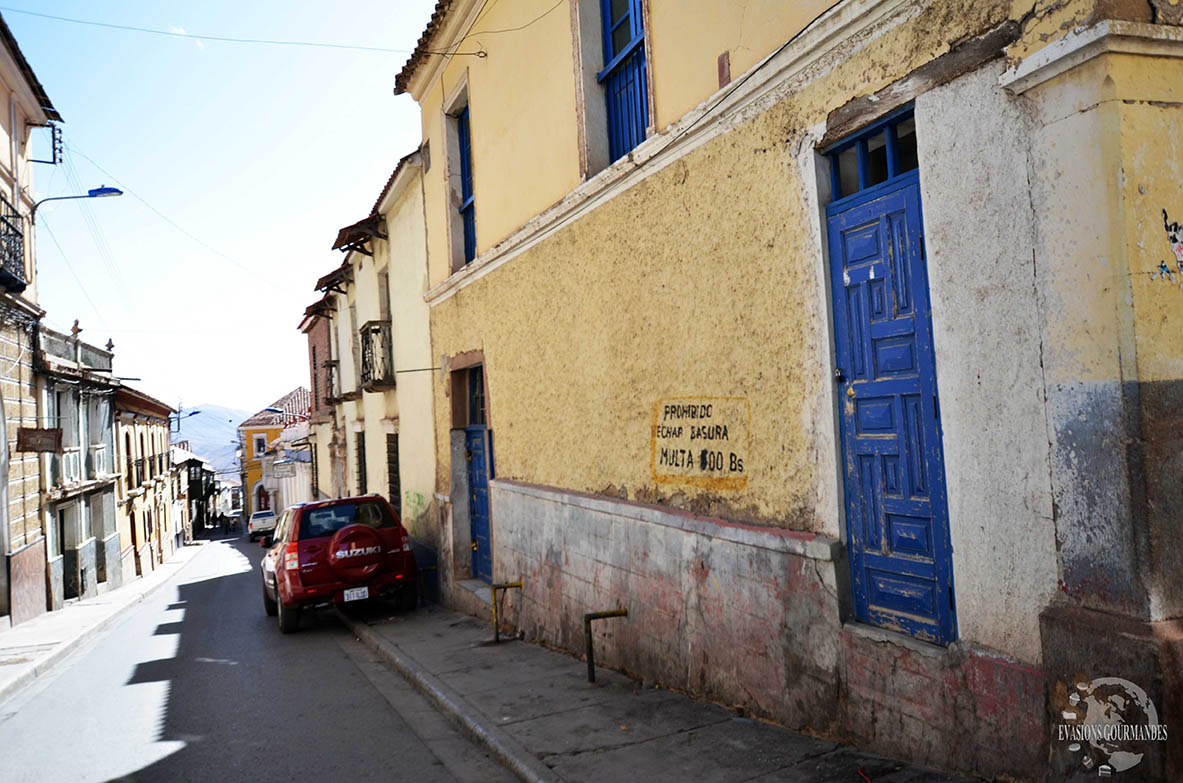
[260, 495, 418, 633]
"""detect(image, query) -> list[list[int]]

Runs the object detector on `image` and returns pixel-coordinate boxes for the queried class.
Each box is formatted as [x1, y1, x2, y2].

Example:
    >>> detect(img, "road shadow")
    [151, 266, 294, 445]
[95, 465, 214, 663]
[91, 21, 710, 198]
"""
[106, 536, 447, 783]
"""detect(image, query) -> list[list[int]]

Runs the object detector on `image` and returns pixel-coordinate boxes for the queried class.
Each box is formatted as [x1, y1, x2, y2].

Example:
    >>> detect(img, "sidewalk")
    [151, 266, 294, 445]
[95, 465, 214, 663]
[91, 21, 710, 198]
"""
[338, 603, 985, 783]
[0, 541, 206, 706]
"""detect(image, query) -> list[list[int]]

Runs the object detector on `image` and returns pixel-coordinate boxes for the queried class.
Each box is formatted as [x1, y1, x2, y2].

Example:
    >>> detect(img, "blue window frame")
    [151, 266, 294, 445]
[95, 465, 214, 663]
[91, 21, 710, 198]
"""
[456, 104, 476, 264]
[825, 108, 919, 204]
[597, 0, 648, 162]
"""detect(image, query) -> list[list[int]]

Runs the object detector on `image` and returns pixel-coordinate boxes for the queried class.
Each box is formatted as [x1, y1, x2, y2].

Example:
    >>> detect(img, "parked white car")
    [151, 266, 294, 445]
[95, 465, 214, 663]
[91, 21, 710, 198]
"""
[248, 509, 277, 541]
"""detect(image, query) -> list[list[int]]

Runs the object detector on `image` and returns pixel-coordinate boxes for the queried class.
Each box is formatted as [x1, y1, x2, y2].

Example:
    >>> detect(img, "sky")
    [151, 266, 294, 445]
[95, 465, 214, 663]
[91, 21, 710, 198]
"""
[4, 0, 438, 412]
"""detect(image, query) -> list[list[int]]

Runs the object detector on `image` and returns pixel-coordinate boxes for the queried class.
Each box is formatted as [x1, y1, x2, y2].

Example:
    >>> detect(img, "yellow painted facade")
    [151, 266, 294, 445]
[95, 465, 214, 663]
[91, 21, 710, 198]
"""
[392, 3, 1183, 777]
[241, 423, 282, 516]
[114, 398, 180, 585]
[419, 0, 1033, 533]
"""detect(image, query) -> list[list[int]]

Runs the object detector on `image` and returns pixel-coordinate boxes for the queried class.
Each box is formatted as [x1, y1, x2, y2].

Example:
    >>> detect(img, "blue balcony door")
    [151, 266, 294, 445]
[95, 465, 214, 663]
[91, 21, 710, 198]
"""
[827, 172, 956, 645]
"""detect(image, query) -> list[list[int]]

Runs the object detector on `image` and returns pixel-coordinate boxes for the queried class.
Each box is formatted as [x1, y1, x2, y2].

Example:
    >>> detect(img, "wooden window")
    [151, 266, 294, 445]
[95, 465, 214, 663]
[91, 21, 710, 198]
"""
[387, 434, 400, 512]
[827, 109, 919, 202]
[456, 105, 476, 263]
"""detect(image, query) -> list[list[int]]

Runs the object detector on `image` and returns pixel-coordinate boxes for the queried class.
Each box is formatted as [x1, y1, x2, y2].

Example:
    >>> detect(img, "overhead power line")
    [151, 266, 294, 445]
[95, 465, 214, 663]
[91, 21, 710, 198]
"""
[39, 218, 105, 324]
[0, 6, 415, 53]
[65, 143, 251, 274]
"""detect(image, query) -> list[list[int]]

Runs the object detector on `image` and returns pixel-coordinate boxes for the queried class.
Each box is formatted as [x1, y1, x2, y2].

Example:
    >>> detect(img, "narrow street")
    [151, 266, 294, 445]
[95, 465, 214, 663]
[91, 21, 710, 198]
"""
[0, 539, 514, 783]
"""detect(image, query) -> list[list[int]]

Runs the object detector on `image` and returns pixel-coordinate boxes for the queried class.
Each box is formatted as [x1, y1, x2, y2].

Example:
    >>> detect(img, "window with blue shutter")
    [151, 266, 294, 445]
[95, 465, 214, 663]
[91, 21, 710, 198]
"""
[597, 0, 648, 162]
[457, 104, 476, 264]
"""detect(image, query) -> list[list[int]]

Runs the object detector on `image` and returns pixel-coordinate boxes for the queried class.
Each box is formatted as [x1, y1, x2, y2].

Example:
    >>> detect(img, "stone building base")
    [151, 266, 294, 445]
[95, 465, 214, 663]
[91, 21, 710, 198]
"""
[472, 480, 1183, 781]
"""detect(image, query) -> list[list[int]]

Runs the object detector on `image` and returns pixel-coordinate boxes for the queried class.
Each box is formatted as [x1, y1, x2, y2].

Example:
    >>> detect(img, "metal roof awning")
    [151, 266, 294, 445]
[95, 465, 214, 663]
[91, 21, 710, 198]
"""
[331, 214, 387, 257]
[313, 263, 351, 293]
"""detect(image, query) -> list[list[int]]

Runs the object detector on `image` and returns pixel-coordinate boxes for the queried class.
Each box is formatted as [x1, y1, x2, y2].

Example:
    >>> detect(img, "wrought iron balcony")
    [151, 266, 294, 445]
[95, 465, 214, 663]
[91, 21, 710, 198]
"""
[323, 359, 340, 403]
[359, 320, 395, 391]
[0, 192, 25, 294]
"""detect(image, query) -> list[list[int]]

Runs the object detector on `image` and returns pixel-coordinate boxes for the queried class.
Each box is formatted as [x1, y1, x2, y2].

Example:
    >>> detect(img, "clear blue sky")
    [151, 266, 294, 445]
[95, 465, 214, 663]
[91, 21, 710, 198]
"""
[5, 1, 437, 413]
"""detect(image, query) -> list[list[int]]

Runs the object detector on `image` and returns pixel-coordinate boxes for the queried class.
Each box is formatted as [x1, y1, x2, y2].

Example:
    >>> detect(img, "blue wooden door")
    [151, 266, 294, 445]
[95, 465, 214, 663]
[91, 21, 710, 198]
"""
[465, 425, 492, 582]
[827, 172, 956, 645]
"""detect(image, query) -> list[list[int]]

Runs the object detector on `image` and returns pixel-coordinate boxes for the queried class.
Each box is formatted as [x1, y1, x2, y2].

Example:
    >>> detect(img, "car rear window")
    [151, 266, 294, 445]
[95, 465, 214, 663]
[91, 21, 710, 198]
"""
[298, 500, 397, 539]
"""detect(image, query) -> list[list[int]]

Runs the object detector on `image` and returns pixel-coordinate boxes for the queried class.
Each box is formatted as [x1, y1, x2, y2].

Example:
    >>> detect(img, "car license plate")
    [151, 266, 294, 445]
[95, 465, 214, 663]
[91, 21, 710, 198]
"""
[343, 587, 369, 602]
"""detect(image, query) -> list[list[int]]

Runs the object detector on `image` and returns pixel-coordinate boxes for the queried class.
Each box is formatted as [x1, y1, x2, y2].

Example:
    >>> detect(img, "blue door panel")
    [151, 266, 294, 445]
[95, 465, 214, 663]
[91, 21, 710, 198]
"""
[465, 426, 492, 582]
[827, 172, 956, 645]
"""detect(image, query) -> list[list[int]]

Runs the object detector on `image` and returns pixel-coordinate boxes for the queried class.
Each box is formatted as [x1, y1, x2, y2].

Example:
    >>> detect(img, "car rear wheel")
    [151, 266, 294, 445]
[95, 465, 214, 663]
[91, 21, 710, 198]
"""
[277, 597, 300, 633]
[262, 583, 277, 616]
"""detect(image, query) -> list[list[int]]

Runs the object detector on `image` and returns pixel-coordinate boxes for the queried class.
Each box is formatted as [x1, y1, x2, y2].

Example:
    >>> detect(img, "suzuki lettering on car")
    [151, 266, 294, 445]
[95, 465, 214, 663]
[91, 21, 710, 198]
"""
[336, 545, 382, 559]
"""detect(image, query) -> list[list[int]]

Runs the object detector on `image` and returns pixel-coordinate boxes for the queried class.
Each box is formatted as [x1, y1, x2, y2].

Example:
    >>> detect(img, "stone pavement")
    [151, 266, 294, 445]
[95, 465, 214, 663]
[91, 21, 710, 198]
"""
[0, 540, 207, 706]
[337, 602, 986, 783]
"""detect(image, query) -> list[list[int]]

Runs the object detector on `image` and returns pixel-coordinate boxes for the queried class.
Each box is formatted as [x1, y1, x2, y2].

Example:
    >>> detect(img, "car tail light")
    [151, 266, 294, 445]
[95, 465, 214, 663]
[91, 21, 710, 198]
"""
[284, 542, 299, 571]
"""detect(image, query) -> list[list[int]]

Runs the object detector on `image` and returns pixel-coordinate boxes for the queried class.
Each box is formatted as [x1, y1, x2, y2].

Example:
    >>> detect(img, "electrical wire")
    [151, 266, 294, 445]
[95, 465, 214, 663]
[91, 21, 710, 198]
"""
[61, 150, 126, 288]
[65, 143, 252, 274]
[0, 6, 416, 54]
[629, 4, 835, 180]
[39, 218, 105, 324]
[426, 0, 563, 59]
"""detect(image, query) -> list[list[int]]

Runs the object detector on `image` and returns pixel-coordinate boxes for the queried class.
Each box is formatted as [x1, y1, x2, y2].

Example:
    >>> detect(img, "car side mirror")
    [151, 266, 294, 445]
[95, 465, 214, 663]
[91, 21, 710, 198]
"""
[259, 536, 270, 548]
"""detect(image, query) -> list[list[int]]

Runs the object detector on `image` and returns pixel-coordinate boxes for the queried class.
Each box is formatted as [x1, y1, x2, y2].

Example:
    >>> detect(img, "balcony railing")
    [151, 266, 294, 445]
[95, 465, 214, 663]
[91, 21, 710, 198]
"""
[359, 320, 395, 390]
[0, 192, 25, 294]
[323, 359, 340, 403]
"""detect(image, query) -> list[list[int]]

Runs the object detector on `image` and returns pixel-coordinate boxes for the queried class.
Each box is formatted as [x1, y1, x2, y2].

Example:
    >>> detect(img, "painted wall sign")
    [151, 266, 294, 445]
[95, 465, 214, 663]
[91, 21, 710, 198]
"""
[650, 397, 750, 489]
[17, 427, 62, 453]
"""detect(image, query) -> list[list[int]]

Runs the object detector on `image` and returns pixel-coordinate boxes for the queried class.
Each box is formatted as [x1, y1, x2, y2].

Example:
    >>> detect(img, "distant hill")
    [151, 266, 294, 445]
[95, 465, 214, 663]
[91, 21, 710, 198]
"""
[172, 403, 250, 477]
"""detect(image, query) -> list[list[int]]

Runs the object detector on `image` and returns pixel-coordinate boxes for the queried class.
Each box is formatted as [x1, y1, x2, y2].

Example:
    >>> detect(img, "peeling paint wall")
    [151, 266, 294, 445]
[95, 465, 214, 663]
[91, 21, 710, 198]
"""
[407, 1, 1183, 778]
[915, 61, 1059, 663]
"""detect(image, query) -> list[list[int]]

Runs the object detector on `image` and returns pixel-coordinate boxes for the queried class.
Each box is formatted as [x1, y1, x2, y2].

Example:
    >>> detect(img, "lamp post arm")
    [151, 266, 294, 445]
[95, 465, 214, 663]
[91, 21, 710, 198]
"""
[30, 194, 91, 224]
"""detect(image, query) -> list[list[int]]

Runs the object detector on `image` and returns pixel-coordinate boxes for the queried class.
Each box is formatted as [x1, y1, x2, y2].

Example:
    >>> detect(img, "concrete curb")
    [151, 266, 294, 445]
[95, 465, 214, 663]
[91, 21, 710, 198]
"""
[0, 542, 207, 707]
[336, 608, 562, 783]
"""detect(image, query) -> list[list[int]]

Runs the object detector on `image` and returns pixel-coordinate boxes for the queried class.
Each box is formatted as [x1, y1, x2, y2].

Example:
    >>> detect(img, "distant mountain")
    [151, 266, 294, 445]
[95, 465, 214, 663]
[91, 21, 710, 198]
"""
[172, 403, 250, 478]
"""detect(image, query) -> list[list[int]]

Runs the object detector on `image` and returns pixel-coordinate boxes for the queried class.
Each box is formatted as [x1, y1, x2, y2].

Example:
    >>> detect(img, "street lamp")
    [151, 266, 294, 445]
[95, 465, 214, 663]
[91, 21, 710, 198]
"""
[170, 409, 202, 435]
[30, 186, 123, 223]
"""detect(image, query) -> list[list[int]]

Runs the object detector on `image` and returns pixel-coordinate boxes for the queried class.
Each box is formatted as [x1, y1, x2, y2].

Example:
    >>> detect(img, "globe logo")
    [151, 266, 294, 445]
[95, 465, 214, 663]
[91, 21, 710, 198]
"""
[1057, 676, 1168, 775]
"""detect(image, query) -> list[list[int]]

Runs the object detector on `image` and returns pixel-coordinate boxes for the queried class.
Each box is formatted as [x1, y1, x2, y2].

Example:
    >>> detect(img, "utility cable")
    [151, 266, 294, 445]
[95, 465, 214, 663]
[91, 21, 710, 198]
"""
[0, 6, 416, 53]
[39, 217, 105, 324]
[65, 143, 252, 274]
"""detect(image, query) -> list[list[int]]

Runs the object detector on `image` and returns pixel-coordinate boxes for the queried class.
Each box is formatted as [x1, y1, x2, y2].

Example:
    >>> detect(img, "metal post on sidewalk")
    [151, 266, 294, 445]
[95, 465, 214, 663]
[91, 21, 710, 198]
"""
[584, 608, 628, 682]
[489, 581, 522, 643]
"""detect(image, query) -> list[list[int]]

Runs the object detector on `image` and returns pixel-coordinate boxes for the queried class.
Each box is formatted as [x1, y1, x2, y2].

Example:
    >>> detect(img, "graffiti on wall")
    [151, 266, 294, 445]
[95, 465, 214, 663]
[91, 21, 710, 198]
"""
[650, 396, 750, 490]
[404, 489, 427, 524]
[1155, 209, 1183, 285]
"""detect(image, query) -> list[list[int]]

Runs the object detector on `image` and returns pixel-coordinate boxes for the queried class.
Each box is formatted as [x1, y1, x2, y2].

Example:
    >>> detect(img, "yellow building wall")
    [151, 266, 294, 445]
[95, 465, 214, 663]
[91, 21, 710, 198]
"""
[242, 424, 282, 514]
[647, 0, 839, 130]
[114, 417, 175, 580]
[419, 0, 582, 283]
[428, 0, 1026, 534]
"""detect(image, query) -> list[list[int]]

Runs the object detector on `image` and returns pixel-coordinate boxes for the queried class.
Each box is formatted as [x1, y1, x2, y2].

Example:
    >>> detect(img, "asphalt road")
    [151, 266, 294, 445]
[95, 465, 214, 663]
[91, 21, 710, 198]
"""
[0, 536, 516, 783]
